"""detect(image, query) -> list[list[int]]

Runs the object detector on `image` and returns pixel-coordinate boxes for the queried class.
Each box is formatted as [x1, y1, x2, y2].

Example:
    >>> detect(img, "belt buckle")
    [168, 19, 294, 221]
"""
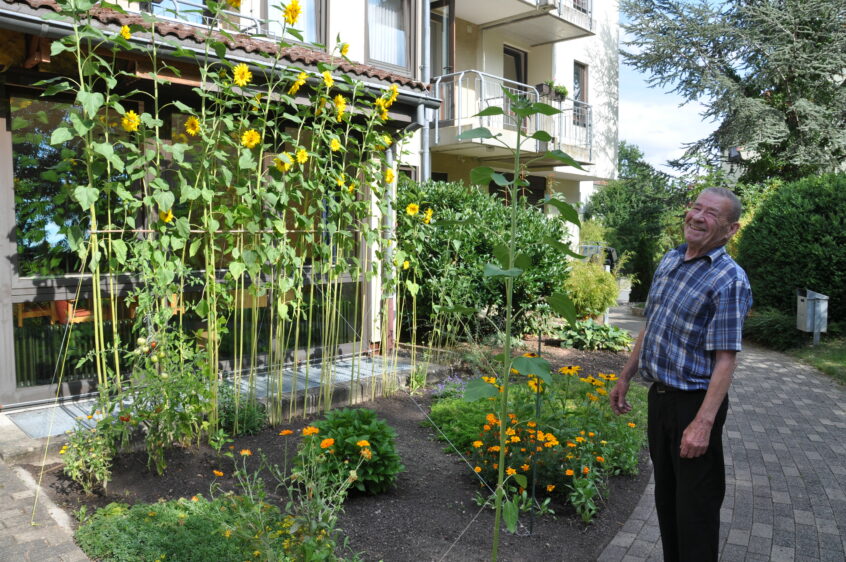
[655, 383, 667, 394]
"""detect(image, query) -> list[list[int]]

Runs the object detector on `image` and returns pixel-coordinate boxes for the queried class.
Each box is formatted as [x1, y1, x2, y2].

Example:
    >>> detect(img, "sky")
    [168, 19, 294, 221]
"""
[617, 61, 716, 176]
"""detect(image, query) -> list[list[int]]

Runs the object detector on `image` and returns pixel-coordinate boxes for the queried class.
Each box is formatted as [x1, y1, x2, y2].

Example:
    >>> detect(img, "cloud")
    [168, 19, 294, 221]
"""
[618, 98, 716, 175]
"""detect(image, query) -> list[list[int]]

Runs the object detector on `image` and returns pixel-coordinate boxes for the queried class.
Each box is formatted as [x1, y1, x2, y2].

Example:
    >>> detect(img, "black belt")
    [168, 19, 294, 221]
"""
[652, 382, 704, 394]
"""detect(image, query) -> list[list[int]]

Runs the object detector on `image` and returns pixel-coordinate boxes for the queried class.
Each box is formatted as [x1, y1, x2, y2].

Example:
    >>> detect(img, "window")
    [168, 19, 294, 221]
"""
[367, 0, 413, 73]
[503, 46, 527, 85]
[490, 174, 547, 207]
[573, 61, 588, 127]
[267, 0, 324, 44]
[149, 0, 209, 25]
[431, 171, 449, 182]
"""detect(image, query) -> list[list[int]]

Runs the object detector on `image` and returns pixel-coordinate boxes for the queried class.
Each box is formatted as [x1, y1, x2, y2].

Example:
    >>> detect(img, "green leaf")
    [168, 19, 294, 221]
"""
[463, 378, 499, 401]
[546, 149, 584, 169]
[457, 127, 494, 140]
[530, 102, 560, 116]
[483, 263, 522, 278]
[239, 148, 255, 170]
[172, 100, 193, 113]
[50, 41, 70, 56]
[512, 474, 528, 489]
[530, 130, 553, 142]
[73, 185, 99, 209]
[544, 197, 581, 226]
[405, 280, 420, 296]
[475, 106, 505, 117]
[189, 237, 203, 258]
[76, 91, 104, 119]
[511, 356, 551, 379]
[491, 172, 510, 187]
[503, 498, 519, 533]
[470, 166, 494, 186]
[228, 261, 246, 278]
[543, 236, 585, 259]
[181, 185, 201, 202]
[493, 244, 509, 269]
[431, 304, 475, 315]
[93, 142, 124, 172]
[514, 253, 532, 270]
[547, 292, 577, 327]
[153, 190, 175, 211]
[50, 127, 74, 145]
[111, 239, 127, 264]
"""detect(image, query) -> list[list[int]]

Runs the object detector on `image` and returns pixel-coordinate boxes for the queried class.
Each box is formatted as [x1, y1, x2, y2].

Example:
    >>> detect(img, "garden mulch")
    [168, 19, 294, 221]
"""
[20, 345, 652, 561]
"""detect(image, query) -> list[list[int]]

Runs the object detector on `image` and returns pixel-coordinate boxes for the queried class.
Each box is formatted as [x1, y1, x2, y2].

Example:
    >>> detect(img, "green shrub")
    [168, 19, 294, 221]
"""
[396, 179, 573, 338]
[218, 386, 267, 436]
[742, 307, 809, 350]
[297, 408, 404, 495]
[737, 173, 846, 323]
[556, 320, 633, 351]
[563, 260, 619, 319]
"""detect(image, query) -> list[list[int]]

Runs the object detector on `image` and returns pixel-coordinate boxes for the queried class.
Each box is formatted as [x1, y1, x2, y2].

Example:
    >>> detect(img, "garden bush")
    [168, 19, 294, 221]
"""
[295, 408, 404, 495]
[562, 260, 619, 319]
[737, 173, 846, 323]
[555, 320, 633, 352]
[396, 179, 573, 338]
[218, 386, 267, 436]
[742, 307, 810, 351]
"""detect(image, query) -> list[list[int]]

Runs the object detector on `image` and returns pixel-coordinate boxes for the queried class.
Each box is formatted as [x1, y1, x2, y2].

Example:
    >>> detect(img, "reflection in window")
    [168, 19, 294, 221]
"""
[151, 0, 208, 25]
[11, 97, 133, 277]
[368, 0, 409, 69]
[573, 61, 588, 128]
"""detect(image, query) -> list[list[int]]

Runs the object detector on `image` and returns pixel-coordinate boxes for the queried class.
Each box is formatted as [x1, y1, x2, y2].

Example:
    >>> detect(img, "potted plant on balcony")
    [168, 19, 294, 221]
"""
[536, 80, 568, 101]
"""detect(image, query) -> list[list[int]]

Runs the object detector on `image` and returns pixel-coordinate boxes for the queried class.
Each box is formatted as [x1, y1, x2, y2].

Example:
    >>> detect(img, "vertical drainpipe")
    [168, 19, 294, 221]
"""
[383, 146, 397, 351]
[420, 0, 431, 181]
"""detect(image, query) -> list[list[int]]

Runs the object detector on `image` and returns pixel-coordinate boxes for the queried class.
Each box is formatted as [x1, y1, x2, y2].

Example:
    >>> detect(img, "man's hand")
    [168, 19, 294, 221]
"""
[680, 418, 712, 458]
[609, 379, 632, 415]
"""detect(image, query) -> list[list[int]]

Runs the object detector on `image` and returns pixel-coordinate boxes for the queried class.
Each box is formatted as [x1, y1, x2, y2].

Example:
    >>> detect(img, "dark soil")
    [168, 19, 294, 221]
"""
[24, 343, 652, 561]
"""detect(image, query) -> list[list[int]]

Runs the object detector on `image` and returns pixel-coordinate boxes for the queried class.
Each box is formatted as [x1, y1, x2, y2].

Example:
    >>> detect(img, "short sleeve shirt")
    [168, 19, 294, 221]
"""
[639, 244, 753, 390]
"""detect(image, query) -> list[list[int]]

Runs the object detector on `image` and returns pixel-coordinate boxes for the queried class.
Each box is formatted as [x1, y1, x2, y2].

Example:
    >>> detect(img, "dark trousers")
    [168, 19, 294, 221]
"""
[647, 384, 729, 562]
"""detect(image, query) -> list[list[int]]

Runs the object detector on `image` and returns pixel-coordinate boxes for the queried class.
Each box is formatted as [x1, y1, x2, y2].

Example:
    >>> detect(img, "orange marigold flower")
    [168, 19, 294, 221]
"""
[213, 469, 224, 477]
[361, 448, 372, 460]
[320, 438, 335, 449]
[488, 445, 501, 452]
[582, 466, 590, 474]
[240, 449, 252, 456]
[472, 440, 483, 448]
[576, 436, 586, 443]
[596, 456, 605, 463]
[483, 424, 491, 431]
[527, 421, 537, 428]
[303, 426, 319, 436]
[521, 464, 530, 471]
[474, 466, 482, 473]
[628, 422, 637, 428]
[506, 467, 517, 476]
[356, 440, 371, 447]
[565, 469, 574, 476]
[547, 484, 556, 492]
[279, 429, 294, 436]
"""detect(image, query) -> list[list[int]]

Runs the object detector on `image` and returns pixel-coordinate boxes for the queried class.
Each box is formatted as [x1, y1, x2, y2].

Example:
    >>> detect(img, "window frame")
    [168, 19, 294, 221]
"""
[365, 0, 417, 77]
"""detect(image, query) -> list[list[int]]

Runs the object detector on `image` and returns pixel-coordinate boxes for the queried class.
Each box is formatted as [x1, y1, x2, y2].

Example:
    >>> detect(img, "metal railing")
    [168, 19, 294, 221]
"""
[551, 0, 593, 32]
[430, 70, 592, 158]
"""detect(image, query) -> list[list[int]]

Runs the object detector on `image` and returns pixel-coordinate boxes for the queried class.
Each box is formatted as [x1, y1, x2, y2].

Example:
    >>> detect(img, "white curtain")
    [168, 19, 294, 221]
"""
[368, 0, 406, 67]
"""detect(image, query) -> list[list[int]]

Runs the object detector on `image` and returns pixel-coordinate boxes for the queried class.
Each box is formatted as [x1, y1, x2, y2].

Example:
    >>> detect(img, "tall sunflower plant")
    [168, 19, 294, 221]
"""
[455, 91, 584, 560]
[41, 0, 403, 478]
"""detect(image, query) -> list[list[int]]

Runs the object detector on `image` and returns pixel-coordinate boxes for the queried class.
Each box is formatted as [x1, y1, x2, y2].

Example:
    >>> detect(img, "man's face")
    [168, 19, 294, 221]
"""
[683, 191, 739, 254]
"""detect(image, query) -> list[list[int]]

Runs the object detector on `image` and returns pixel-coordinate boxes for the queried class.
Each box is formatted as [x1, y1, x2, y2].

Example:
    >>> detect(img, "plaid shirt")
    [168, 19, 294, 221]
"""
[639, 244, 753, 390]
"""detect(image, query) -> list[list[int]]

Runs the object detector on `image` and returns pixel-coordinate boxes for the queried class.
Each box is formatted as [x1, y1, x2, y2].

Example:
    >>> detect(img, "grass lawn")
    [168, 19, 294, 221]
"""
[789, 337, 846, 386]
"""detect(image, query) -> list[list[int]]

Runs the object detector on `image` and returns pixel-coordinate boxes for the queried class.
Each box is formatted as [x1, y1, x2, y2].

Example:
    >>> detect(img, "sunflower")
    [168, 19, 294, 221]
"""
[274, 153, 293, 172]
[184, 116, 201, 136]
[406, 203, 419, 216]
[384, 167, 395, 184]
[233, 63, 252, 87]
[289, 72, 307, 95]
[121, 110, 141, 133]
[322, 70, 334, 88]
[340, 42, 350, 57]
[120, 25, 131, 40]
[334, 94, 346, 122]
[283, 0, 301, 25]
[158, 209, 174, 223]
[330, 138, 341, 152]
[296, 148, 309, 164]
[241, 129, 261, 149]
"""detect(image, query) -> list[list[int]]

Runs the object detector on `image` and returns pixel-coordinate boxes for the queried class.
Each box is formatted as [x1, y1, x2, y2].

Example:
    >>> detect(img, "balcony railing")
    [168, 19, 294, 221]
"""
[430, 70, 592, 160]
[551, 0, 593, 32]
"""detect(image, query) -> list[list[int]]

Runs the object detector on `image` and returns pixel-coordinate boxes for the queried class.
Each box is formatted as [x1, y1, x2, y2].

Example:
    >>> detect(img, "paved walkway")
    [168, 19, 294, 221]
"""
[600, 307, 846, 562]
[0, 308, 844, 561]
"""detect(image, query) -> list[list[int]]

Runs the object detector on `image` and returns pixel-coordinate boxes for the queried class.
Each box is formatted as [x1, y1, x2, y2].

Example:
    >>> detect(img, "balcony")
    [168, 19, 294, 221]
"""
[455, 0, 593, 46]
[430, 70, 592, 167]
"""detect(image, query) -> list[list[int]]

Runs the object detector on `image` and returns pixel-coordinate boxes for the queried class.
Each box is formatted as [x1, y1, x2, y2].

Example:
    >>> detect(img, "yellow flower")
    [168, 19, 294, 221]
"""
[558, 365, 581, 375]
[506, 467, 516, 476]
[233, 63, 252, 87]
[628, 422, 637, 428]
[302, 426, 319, 436]
[546, 484, 556, 492]
[377, 134, 392, 150]
[387, 83, 399, 105]
[360, 448, 372, 460]
[279, 429, 294, 436]
[322, 70, 334, 88]
[527, 421, 537, 428]
[423, 207, 433, 224]
[213, 469, 224, 477]
[320, 438, 335, 449]
[241, 129, 261, 148]
[239, 449, 252, 456]
[596, 456, 605, 463]
[184, 116, 201, 136]
[159, 209, 174, 223]
[296, 148, 309, 164]
[356, 440, 371, 448]
[474, 466, 482, 473]
[330, 137, 341, 151]
[402, 260, 410, 270]
[582, 466, 590, 474]
[385, 167, 395, 184]
[121, 110, 140, 132]
[510, 435, 520, 443]
[565, 469, 574, 476]
[334, 94, 346, 122]
[336, 174, 346, 188]
[374, 97, 389, 120]
[120, 25, 131, 40]
[521, 464, 530, 471]
[289, 72, 307, 95]
[406, 203, 419, 215]
[472, 440, 483, 448]
[223, 528, 232, 538]
[226, 0, 240, 9]
[575, 436, 586, 443]
[283, 0, 301, 25]
[347, 182, 356, 194]
[274, 153, 293, 172]
[340, 42, 350, 56]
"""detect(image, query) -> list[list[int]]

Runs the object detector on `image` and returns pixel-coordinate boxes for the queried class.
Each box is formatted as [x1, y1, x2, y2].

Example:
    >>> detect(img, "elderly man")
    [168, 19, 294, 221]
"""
[609, 187, 752, 562]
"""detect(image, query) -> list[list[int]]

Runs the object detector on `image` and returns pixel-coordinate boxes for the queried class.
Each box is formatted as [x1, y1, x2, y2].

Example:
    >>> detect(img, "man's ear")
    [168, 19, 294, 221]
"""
[726, 221, 741, 239]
